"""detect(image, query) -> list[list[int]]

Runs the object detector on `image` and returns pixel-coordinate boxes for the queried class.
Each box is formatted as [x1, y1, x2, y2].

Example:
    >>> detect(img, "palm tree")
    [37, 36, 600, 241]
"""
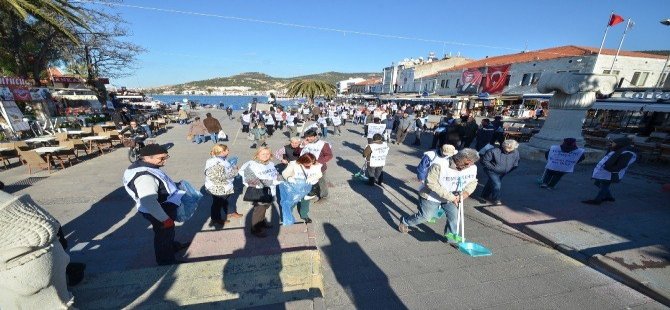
[0, 0, 89, 43]
[285, 79, 337, 105]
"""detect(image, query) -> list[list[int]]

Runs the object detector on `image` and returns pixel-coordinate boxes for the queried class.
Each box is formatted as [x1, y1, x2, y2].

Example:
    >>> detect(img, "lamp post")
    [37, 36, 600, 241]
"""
[656, 19, 670, 88]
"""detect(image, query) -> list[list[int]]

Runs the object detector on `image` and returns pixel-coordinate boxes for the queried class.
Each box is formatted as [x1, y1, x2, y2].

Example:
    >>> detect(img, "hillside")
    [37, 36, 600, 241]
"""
[150, 71, 380, 92]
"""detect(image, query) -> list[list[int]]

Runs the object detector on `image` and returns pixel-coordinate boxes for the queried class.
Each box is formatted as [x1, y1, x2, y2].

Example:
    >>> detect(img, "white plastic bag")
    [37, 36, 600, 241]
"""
[175, 180, 203, 222]
[217, 129, 227, 140]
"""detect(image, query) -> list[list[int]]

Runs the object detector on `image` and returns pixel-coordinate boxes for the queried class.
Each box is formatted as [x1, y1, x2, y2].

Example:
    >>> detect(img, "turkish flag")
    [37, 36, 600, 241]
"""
[608, 14, 624, 26]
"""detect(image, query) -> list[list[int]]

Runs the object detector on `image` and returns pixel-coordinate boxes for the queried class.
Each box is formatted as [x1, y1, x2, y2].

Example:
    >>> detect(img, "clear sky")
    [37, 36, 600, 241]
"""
[100, 0, 670, 88]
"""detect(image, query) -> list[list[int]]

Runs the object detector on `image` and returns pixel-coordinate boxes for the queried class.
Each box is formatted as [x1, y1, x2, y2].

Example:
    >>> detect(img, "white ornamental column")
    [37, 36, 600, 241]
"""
[0, 192, 73, 309]
[519, 72, 617, 163]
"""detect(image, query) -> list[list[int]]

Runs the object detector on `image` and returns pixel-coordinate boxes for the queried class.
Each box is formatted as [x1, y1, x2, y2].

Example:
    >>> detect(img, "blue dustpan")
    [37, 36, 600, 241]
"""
[458, 241, 492, 257]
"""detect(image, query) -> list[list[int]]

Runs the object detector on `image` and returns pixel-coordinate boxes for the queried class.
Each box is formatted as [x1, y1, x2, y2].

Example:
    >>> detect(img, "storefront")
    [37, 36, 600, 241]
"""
[0, 77, 55, 136]
[519, 93, 552, 118]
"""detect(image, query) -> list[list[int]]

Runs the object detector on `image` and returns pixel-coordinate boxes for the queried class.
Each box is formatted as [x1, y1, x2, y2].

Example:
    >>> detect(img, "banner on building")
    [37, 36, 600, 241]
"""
[53, 76, 83, 83]
[458, 68, 484, 94]
[9, 85, 31, 101]
[0, 100, 30, 131]
[482, 64, 511, 94]
[0, 86, 14, 101]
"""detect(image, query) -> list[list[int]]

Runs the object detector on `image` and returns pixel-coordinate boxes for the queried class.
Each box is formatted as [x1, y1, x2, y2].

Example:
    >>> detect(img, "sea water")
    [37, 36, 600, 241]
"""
[152, 95, 303, 111]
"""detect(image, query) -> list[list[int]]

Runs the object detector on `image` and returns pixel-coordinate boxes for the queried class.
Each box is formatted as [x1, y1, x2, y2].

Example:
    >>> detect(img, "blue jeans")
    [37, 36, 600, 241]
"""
[481, 170, 504, 201]
[403, 197, 458, 235]
[210, 133, 218, 143]
[321, 126, 328, 138]
[594, 179, 613, 201]
[194, 135, 204, 144]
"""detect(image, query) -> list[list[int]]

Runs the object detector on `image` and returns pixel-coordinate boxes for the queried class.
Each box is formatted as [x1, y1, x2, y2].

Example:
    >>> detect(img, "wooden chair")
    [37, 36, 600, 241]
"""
[0, 142, 19, 169]
[92, 125, 104, 135]
[80, 127, 93, 136]
[69, 138, 90, 157]
[55, 132, 69, 142]
[20, 150, 53, 174]
[100, 130, 122, 147]
[14, 141, 31, 152]
[57, 140, 80, 161]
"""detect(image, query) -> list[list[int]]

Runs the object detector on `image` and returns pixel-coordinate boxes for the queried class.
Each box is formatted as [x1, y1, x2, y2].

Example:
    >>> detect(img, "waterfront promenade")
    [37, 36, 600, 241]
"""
[1, 109, 667, 308]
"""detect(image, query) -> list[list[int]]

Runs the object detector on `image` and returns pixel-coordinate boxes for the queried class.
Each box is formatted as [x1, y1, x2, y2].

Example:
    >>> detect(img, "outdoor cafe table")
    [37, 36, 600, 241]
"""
[66, 130, 83, 135]
[81, 136, 111, 154]
[24, 136, 56, 145]
[0, 147, 12, 153]
[33, 146, 66, 168]
[100, 124, 117, 132]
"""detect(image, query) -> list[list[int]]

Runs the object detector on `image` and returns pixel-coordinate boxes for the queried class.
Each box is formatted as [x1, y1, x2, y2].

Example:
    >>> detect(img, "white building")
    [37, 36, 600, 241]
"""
[336, 78, 367, 94]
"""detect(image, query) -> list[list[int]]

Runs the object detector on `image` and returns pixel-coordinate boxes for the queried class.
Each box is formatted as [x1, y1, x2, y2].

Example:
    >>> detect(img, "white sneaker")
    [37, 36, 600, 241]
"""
[304, 195, 316, 200]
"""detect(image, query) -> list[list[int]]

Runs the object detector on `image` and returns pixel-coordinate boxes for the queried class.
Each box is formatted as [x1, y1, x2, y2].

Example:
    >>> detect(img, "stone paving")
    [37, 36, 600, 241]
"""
[1, 109, 667, 309]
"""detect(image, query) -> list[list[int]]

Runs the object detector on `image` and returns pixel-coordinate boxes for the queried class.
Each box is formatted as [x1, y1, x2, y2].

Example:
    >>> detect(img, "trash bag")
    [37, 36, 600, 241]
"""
[278, 179, 312, 225]
[175, 180, 203, 222]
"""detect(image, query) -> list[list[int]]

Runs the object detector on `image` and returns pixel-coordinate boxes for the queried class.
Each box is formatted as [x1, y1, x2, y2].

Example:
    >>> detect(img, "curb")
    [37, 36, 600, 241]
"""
[475, 205, 670, 307]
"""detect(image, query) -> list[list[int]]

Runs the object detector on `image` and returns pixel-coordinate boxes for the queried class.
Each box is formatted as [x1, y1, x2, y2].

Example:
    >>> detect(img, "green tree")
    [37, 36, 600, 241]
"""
[0, 0, 89, 43]
[285, 79, 336, 105]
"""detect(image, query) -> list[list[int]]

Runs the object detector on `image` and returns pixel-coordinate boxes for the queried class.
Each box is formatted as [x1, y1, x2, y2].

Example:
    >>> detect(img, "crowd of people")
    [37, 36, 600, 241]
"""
[122, 100, 638, 265]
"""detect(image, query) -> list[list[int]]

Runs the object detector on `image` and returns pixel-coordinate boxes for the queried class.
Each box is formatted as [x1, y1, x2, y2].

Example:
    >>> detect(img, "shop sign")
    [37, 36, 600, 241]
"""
[0, 77, 31, 86]
[620, 90, 670, 100]
[53, 76, 83, 83]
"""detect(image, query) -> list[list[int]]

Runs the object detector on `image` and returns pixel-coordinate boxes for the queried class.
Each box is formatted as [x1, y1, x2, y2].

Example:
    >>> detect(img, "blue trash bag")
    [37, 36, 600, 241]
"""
[175, 180, 203, 222]
[278, 179, 312, 225]
[227, 156, 238, 166]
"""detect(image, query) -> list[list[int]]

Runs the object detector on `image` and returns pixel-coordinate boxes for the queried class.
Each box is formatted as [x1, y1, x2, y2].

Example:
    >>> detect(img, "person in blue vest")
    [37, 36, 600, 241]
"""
[582, 137, 637, 205]
[541, 138, 585, 189]
[123, 144, 190, 265]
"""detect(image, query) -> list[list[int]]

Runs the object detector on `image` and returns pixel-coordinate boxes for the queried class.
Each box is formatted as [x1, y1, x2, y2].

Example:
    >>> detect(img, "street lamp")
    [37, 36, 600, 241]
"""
[656, 19, 670, 88]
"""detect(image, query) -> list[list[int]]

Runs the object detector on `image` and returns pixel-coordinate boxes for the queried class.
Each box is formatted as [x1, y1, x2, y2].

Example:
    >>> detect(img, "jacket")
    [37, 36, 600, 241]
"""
[188, 120, 208, 135]
[419, 158, 478, 202]
[397, 116, 416, 132]
[281, 161, 323, 185]
[203, 116, 222, 133]
[475, 125, 495, 150]
[482, 146, 520, 175]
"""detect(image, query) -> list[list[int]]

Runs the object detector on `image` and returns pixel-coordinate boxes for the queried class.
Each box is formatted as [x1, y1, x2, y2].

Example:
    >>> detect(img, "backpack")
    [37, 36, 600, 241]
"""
[416, 151, 438, 181]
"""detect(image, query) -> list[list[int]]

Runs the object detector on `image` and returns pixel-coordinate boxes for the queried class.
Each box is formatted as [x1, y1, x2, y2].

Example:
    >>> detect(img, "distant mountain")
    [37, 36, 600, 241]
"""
[149, 71, 380, 92]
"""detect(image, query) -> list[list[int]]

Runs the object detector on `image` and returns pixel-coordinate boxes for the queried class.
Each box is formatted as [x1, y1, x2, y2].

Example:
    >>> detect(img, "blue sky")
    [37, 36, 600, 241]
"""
[102, 0, 670, 88]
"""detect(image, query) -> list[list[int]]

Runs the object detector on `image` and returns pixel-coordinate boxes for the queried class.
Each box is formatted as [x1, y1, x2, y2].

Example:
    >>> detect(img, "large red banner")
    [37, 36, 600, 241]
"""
[482, 64, 510, 94]
[458, 68, 483, 94]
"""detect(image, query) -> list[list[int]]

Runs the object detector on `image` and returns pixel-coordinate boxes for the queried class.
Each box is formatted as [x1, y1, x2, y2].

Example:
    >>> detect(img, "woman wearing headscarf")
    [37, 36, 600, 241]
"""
[541, 138, 585, 189]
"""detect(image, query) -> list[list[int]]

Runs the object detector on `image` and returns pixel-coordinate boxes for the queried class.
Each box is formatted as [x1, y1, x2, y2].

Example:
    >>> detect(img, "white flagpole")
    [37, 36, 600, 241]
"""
[610, 19, 632, 71]
[598, 12, 614, 56]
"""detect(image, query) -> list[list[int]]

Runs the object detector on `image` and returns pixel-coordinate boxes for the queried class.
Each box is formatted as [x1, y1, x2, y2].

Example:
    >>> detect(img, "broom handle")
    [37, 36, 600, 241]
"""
[460, 196, 465, 242]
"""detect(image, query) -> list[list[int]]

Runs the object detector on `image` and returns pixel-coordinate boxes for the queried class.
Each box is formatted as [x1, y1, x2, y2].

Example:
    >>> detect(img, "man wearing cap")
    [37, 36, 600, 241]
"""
[541, 138, 585, 189]
[299, 129, 333, 199]
[122, 144, 189, 265]
[582, 137, 637, 205]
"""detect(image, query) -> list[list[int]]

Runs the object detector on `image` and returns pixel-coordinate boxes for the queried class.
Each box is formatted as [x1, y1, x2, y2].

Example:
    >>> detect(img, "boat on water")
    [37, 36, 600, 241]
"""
[115, 94, 164, 109]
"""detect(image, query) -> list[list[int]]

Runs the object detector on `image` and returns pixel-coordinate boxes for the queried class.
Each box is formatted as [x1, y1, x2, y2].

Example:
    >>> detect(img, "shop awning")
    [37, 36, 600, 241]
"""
[592, 101, 644, 111]
[522, 93, 553, 100]
[643, 103, 670, 113]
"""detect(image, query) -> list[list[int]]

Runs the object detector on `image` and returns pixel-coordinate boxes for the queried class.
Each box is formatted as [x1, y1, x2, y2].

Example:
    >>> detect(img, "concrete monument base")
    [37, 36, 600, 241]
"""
[518, 143, 605, 164]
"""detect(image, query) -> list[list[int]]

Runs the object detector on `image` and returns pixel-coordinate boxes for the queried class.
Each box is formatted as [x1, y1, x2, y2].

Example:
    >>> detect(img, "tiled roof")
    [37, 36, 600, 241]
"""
[48, 67, 63, 77]
[354, 77, 382, 86]
[439, 45, 666, 73]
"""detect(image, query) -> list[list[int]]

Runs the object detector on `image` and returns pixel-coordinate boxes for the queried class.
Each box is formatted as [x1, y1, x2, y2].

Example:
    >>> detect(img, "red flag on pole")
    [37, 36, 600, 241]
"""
[608, 14, 625, 26]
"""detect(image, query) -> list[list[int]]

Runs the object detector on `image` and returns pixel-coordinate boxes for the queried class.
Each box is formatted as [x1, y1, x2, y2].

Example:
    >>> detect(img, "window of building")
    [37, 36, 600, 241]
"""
[531, 73, 542, 85]
[440, 80, 445, 88]
[603, 69, 621, 75]
[504, 74, 511, 86]
[456, 79, 460, 87]
[445, 80, 450, 88]
[660, 73, 668, 87]
[521, 74, 531, 86]
[630, 72, 649, 86]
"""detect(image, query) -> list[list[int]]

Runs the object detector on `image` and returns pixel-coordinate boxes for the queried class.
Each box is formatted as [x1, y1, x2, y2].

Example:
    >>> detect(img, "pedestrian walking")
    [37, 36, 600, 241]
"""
[250, 122, 268, 148]
[282, 153, 323, 223]
[188, 116, 208, 144]
[286, 111, 298, 136]
[541, 138, 585, 189]
[241, 111, 251, 133]
[262, 111, 276, 137]
[413, 113, 424, 146]
[226, 106, 233, 119]
[474, 118, 495, 151]
[204, 144, 242, 229]
[491, 116, 505, 146]
[384, 114, 394, 142]
[331, 112, 342, 135]
[122, 144, 190, 265]
[317, 113, 329, 138]
[203, 112, 222, 143]
[479, 140, 520, 205]
[395, 112, 415, 145]
[461, 116, 478, 149]
[299, 129, 333, 199]
[582, 137, 637, 205]
[399, 148, 480, 244]
[239, 147, 281, 238]
[178, 109, 189, 125]
[363, 134, 390, 185]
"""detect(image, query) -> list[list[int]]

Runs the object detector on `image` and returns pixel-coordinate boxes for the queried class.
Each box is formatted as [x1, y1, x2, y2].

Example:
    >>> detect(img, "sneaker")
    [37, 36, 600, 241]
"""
[492, 200, 502, 206]
[445, 232, 463, 243]
[304, 195, 316, 200]
[303, 218, 313, 224]
[540, 184, 548, 189]
[582, 199, 603, 205]
[398, 221, 409, 233]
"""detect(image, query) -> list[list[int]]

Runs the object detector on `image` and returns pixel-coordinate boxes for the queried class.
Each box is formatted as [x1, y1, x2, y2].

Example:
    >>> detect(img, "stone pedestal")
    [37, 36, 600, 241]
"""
[0, 192, 73, 309]
[520, 73, 616, 163]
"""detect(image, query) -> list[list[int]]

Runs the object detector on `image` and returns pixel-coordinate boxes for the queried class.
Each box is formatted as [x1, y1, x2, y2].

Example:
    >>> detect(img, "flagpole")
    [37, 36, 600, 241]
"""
[610, 19, 632, 71]
[598, 11, 614, 56]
